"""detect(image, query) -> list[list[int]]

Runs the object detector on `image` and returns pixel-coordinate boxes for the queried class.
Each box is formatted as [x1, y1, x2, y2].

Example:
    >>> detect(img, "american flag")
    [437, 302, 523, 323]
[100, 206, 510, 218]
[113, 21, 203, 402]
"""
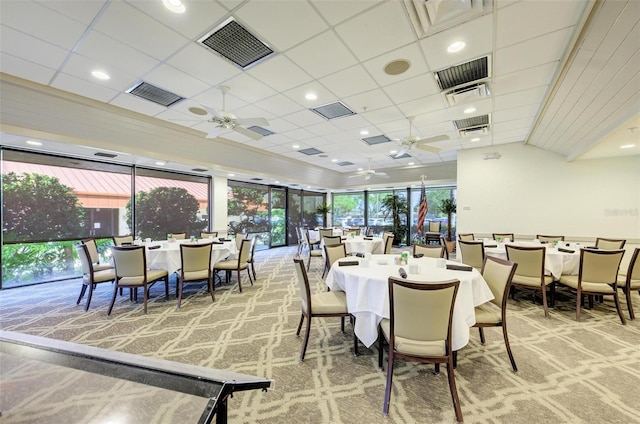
[416, 181, 428, 234]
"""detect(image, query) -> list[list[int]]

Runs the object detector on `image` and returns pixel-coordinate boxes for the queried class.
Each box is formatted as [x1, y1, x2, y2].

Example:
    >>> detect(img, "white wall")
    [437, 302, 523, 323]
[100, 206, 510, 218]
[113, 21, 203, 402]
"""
[211, 177, 228, 236]
[457, 143, 640, 241]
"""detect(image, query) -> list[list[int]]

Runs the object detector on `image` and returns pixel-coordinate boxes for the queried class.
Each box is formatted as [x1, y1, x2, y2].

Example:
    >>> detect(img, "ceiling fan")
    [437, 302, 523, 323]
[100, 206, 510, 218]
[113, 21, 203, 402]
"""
[348, 158, 390, 181]
[201, 85, 270, 141]
[394, 116, 448, 158]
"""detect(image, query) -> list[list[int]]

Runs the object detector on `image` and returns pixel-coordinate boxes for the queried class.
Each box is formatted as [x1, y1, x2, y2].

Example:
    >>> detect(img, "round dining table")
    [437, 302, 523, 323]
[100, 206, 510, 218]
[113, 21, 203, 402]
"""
[143, 238, 237, 274]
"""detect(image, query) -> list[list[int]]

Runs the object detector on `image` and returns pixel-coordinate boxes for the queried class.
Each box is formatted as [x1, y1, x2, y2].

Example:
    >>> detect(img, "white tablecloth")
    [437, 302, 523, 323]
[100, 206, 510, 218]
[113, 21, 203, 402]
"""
[320, 235, 384, 255]
[325, 255, 494, 351]
[484, 241, 580, 280]
[144, 239, 237, 274]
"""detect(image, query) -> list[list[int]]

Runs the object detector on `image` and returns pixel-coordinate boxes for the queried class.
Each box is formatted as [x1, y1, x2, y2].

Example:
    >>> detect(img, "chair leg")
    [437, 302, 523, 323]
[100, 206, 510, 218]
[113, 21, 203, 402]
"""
[300, 314, 312, 362]
[208, 277, 215, 302]
[247, 268, 254, 286]
[84, 283, 95, 312]
[76, 284, 88, 305]
[626, 287, 635, 320]
[446, 359, 464, 424]
[237, 269, 243, 293]
[613, 291, 627, 325]
[550, 282, 556, 308]
[502, 325, 518, 372]
[296, 314, 304, 336]
[478, 327, 485, 344]
[142, 285, 149, 314]
[165, 277, 169, 300]
[340, 316, 345, 332]
[541, 285, 549, 318]
[452, 351, 457, 369]
[177, 278, 184, 309]
[107, 285, 119, 316]
[251, 263, 257, 281]
[434, 363, 440, 375]
[576, 288, 582, 321]
[383, 351, 394, 416]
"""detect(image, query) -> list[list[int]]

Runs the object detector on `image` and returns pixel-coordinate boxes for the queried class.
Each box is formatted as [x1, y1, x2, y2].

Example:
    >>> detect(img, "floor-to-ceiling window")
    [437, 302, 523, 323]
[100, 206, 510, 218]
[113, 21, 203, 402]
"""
[270, 187, 286, 247]
[287, 189, 302, 247]
[227, 181, 270, 249]
[409, 186, 457, 243]
[332, 192, 365, 228]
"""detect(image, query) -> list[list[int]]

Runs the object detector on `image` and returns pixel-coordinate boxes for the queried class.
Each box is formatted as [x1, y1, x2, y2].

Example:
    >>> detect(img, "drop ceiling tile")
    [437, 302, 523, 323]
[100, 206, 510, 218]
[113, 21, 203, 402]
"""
[129, 0, 228, 39]
[154, 109, 202, 126]
[383, 74, 440, 105]
[222, 73, 277, 104]
[0, 25, 69, 70]
[233, 103, 276, 121]
[363, 43, 431, 87]
[492, 62, 557, 96]
[281, 126, 318, 141]
[0, 52, 56, 85]
[254, 94, 304, 118]
[247, 55, 312, 92]
[492, 104, 540, 123]
[52, 72, 120, 103]
[264, 117, 298, 134]
[60, 53, 138, 92]
[496, 0, 588, 49]
[494, 27, 575, 75]
[342, 88, 392, 116]
[282, 82, 337, 108]
[396, 93, 448, 117]
[36, 0, 107, 25]
[235, 1, 327, 51]
[305, 122, 343, 137]
[494, 86, 548, 111]
[109, 91, 168, 116]
[285, 31, 358, 79]
[492, 117, 535, 133]
[330, 114, 373, 131]
[419, 14, 493, 71]
[76, 30, 160, 77]
[143, 64, 210, 98]
[313, 0, 381, 26]
[167, 44, 240, 86]
[361, 106, 405, 126]
[94, 1, 189, 61]
[1, 1, 87, 49]
[334, 2, 415, 62]
[320, 64, 378, 99]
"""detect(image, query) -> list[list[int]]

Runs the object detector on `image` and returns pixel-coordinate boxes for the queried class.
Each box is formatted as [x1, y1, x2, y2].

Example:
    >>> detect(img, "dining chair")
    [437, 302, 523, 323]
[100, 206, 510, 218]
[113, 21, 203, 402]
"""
[557, 248, 626, 324]
[168, 232, 187, 240]
[305, 229, 324, 271]
[319, 228, 334, 239]
[505, 245, 555, 318]
[200, 231, 218, 238]
[304, 228, 321, 251]
[383, 234, 394, 254]
[377, 277, 462, 421]
[323, 243, 348, 279]
[439, 236, 450, 260]
[474, 256, 519, 371]
[295, 227, 305, 254]
[492, 233, 515, 242]
[458, 240, 485, 270]
[536, 235, 565, 243]
[213, 238, 253, 293]
[366, 227, 375, 237]
[413, 243, 446, 258]
[75, 243, 115, 311]
[177, 242, 214, 309]
[618, 247, 640, 320]
[458, 233, 475, 242]
[109, 246, 169, 315]
[247, 237, 258, 281]
[595, 237, 626, 250]
[81, 238, 113, 271]
[112, 234, 134, 246]
[292, 257, 355, 362]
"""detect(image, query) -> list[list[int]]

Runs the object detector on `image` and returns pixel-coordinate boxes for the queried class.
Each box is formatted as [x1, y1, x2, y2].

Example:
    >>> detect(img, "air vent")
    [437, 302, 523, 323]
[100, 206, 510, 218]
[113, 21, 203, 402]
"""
[362, 135, 391, 145]
[94, 152, 117, 158]
[435, 56, 490, 91]
[126, 82, 184, 107]
[336, 161, 354, 166]
[191, 168, 208, 172]
[310, 101, 355, 120]
[251, 178, 263, 181]
[404, 0, 491, 38]
[454, 115, 490, 130]
[200, 17, 274, 69]
[460, 126, 490, 137]
[299, 148, 324, 155]
[247, 126, 274, 136]
[445, 82, 490, 106]
[391, 153, 411, 159]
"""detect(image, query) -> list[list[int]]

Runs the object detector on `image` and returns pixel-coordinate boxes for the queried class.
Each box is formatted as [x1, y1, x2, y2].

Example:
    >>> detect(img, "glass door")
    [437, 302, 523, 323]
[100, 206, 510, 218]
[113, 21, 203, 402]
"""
[269, 187, 286, 247]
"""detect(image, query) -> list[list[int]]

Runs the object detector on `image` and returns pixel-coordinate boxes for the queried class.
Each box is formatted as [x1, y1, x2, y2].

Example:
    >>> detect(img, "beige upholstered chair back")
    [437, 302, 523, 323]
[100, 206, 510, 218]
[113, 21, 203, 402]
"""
[458, 233, 474, 241]
[112, 246, 145, 279]
[200, 231, 218, 238]
[325, 244, 347, 269]
[82, 239, 100, 264]
[580, 249, 624, 284]
[319, 228, 333, 238]
[293, 257, 311, 314]
[459, 240, 484, 269]
[388, 278, 459, 354]
[537, 235, 564, 243]
[323, 235, 342, 247]
[75, 243, 93, 280]
[481, 256, 517, 307]
[235, 232, 247, 246]
[505, 245, 544, 278]
[628, 248, 640, 282]
[493, 233, 515, 242]
[383, 234, 394, 254]
[413, 244, 445, 258]
[238, 239, 252, 263]
[113, 235, 134, 246]
[428, 221, 441, 233]
[170, 232, 187, 240]
[595, 238, 626, 250]
[180, 243, 212, 273]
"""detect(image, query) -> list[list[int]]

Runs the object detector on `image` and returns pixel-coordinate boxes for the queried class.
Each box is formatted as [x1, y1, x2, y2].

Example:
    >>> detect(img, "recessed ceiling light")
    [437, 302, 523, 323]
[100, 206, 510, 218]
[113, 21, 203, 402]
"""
[331, 159, 338, 162]
[162, 0, 185, 13]
[155, 161, 166, 166]
[357, 168, 363, 171]
[91, 70, 110, 80]
[292, 144, 300, 149]
[464, 107, 476, 114]
[275, 181, 280, 184]
[408, 162, 415, 165]
[26, 140, 42, 146]
[228, 173, 235, 177]
[620, 144, 636, 149]
[447, 41, 466, 53]
[390, 150, 398, 154]
[307, 186, 311, 189]
[471, 138, 480, 142]
[305, 92, 317, 100]
[360, 129, 369, 136]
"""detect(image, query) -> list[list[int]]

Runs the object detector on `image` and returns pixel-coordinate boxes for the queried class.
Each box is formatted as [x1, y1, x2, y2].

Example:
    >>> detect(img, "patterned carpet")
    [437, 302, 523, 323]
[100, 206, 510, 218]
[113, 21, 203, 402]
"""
[1, 246, 639, 424]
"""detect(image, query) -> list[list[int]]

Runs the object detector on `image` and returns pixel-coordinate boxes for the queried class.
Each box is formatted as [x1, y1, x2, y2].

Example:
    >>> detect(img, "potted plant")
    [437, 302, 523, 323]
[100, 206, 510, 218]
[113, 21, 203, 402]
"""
[380, 194, 409, 246]
[316, 203, 331, 227]
[437, 198, 457, 252]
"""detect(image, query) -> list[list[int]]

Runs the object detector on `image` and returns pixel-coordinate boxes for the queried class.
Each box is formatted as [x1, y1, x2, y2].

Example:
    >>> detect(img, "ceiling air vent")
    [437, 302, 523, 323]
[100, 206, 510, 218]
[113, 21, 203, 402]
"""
[126, 82, 184, 107]
[435, 56, 490, 91]
[336, 161, 353, 166]
[191, 168, 208, 172]
[94, 152, 117, 158]
[247, 126, 274, 137]
[455, 114, 491, 137]
[391, 153, 411, 159]
[445, 82, 490, 106]
[251, 178, 263, 181]
[299, 148, 324, 155]
[404, 0, 492, 38]
[200, 17, 274, 69]
[310, 101, 355, 120]
[362, 135, 391, 145]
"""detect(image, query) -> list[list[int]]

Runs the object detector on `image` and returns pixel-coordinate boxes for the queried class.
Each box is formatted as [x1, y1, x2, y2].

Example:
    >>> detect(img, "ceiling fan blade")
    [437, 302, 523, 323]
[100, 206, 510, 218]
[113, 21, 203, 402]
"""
[395, 148, 408, 158]
[205, 127, 225, 139]
[236, 117, 269, 126]
[364, 174, 371, 181]
[417, 134, 449, 144]
[234, 126, 263, 140]
[201, 104, 223, 118]
[416, 144, 442, 153]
